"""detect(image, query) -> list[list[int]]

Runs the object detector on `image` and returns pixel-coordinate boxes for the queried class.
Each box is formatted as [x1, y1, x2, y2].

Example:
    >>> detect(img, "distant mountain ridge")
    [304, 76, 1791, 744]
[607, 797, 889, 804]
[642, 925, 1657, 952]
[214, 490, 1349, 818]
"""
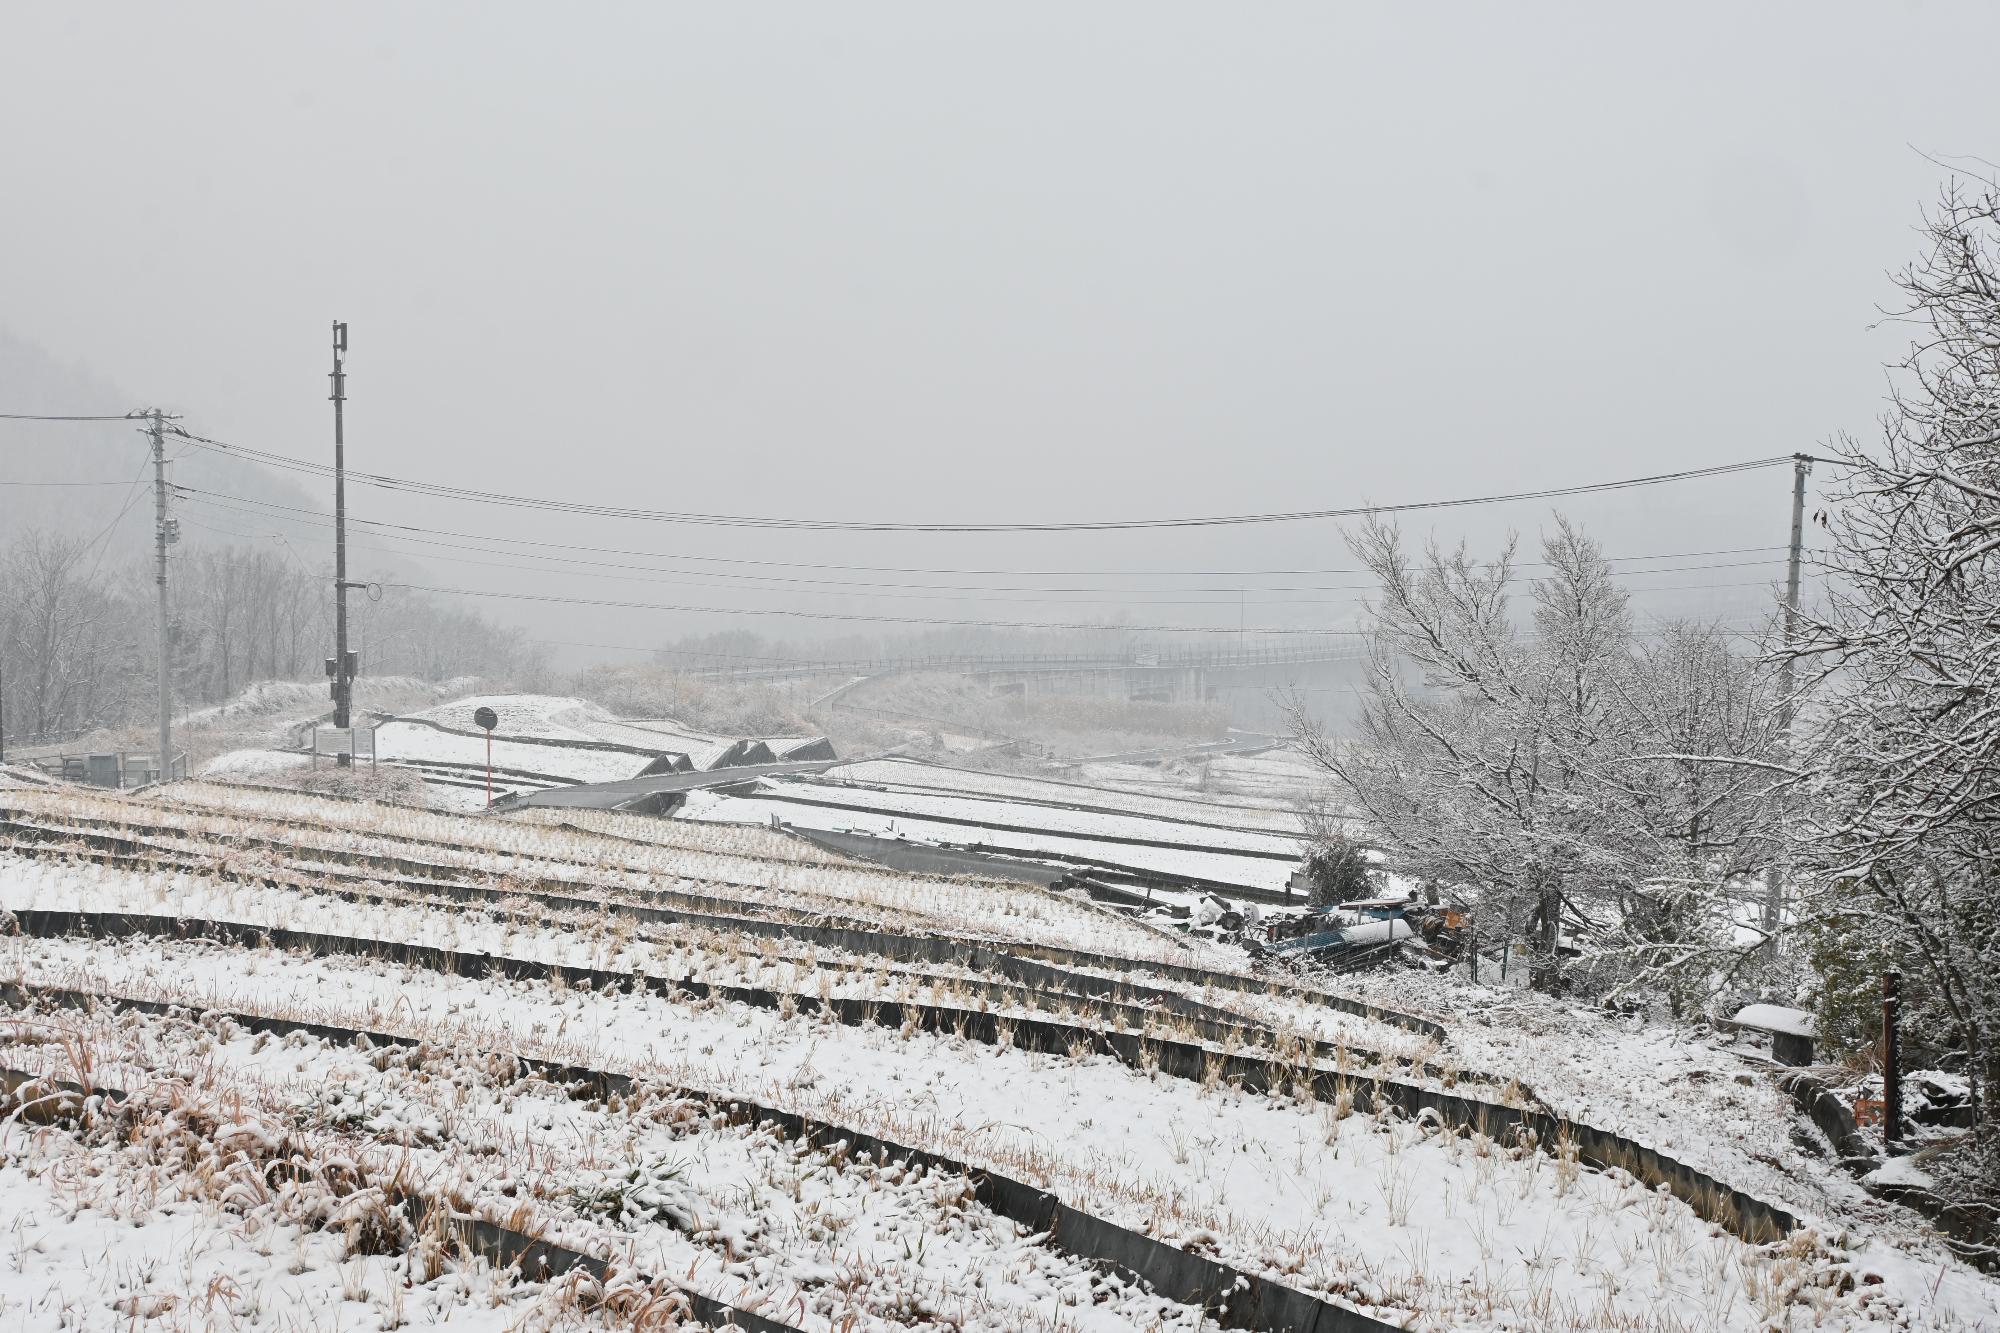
[0, 328, 327, 562]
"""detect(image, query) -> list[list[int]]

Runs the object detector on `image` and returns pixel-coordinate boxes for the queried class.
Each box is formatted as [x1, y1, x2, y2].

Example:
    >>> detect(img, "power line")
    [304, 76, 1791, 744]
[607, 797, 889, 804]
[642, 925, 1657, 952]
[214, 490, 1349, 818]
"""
[394, 581, 1367, 634]
[0, 411, 146, 422]
[59, 453, 162, 596]
[174, 493, 1794, 614]
[170, 426, 1797, 533]
[177, 488, 1796, 597]
[390, 579, 1787, 637]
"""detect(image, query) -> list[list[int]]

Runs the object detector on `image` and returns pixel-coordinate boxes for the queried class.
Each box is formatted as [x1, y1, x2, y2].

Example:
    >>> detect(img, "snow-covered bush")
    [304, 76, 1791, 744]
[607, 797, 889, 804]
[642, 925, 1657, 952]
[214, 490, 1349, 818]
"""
[1299, 832, 1374, 910]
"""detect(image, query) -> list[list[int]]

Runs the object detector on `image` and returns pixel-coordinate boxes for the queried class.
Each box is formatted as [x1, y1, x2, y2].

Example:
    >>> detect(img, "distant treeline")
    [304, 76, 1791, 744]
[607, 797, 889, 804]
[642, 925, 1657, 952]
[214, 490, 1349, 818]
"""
[0, 530, 542, 745]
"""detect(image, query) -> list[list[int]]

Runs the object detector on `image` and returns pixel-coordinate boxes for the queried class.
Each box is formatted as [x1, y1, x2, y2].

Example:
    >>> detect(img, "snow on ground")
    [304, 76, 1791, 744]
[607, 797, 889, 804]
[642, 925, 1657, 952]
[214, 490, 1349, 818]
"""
[0, 1138, 594, 1333]
[28, 780, 1205, 965]
[4, 996, 1202, 1333]
[825, 757, 1311, 834]
[779, 770, 1306, 854]
[1333, 970, 1880, 1225]
[1073, 747, 1326, 806]
[178, 675, 480, 736]
[372, 719, 656, 783]
[198, 747, 313, 780]
[680, 786, 1300, 894]
[401, 694, 816, 763]
[15, 926, 1996, 1331]
[7, 777, 2000, 1329]
[567, 717, 742, 766]
[400, 692, 612, 741]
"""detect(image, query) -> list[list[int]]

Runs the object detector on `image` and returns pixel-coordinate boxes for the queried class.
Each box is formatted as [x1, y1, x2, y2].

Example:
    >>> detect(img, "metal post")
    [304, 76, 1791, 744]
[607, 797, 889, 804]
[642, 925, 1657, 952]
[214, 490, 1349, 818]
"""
[152, 409, 174, 781]
[330, 322, 353, 766]
[486, 731, 493, 809]
[1763, 453, 1812, 934]
[1882, 971, 1902, 1151]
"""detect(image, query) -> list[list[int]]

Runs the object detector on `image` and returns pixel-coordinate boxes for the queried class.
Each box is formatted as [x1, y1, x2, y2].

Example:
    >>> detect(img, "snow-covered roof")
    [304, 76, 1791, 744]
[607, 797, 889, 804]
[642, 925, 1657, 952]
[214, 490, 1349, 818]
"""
[1730, 1003, 1817, 1038]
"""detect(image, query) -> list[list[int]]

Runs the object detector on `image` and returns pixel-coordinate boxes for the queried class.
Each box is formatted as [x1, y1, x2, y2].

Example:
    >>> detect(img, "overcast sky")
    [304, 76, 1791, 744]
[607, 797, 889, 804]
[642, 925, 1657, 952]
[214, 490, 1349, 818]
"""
[3, 2, 1994, 659]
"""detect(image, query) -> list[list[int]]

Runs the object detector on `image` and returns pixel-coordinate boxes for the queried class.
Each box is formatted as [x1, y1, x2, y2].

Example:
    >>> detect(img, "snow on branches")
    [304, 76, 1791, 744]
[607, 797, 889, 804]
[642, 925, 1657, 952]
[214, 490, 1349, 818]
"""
[1789, 178, 2000, 1120]
[1293, 515, 1787, 1008]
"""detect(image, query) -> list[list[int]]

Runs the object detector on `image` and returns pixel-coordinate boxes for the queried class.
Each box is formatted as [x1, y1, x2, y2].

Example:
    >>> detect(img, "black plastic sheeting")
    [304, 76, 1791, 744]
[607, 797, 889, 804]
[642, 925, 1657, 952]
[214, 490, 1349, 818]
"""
[10, 910, 1797, 1244]
[9, 985, 1400, 1332]
[0, 1063, 800, 1333]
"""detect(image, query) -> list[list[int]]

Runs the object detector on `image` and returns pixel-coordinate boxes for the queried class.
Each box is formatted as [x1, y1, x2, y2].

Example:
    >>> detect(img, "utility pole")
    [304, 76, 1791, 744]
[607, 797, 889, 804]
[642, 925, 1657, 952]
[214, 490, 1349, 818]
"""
[329, 322, 355, 766]
[1763, 452, 1813, 934]
[1776, 453, 1811, 710]
[152, 408, 177, 781]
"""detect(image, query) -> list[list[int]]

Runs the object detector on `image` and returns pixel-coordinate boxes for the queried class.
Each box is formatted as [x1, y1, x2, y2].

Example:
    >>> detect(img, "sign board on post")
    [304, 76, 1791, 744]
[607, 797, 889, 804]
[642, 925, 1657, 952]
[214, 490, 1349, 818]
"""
[313, 725, 377, 770]
[473, 706, 499, 807]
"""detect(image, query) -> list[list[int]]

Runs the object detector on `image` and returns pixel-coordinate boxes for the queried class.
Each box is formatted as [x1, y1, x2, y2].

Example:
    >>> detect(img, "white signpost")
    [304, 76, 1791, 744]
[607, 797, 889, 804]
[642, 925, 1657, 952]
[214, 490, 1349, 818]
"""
[312, 724, 376, 769]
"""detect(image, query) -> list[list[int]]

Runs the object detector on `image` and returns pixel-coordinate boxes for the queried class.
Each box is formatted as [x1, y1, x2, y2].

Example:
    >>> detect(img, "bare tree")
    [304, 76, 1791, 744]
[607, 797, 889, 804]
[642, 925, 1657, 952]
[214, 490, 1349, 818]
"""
[0, 532, 126, 739]
[1294, 514, 1786, 1004]
[1787, 177, 2000, 1120]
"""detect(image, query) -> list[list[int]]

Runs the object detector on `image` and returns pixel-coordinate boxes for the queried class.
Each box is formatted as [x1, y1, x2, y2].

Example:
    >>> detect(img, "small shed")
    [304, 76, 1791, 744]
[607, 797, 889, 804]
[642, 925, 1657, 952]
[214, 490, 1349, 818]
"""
[1729, 1003, 1818, 1067]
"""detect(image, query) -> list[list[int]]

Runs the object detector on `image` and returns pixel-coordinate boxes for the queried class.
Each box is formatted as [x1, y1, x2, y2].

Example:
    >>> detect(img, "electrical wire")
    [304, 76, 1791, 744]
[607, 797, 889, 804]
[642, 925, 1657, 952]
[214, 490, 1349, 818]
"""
[0, 411, 146, 422]
[75, 452, 160, 585]
[174, 494, 1795, 621]
[528, 615, 1779, 665]
[176, 488, 1793, 598]
[389, 580, 1790, 637]
[170, 426, 1798, 533]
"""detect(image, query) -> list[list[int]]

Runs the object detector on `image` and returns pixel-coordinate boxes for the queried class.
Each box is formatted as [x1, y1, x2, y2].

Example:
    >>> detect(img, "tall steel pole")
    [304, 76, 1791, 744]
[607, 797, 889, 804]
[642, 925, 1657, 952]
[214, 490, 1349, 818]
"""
[330, 322, 352, 766]
[1763, 453, 1813, 934]
[152, 408, 174, 781]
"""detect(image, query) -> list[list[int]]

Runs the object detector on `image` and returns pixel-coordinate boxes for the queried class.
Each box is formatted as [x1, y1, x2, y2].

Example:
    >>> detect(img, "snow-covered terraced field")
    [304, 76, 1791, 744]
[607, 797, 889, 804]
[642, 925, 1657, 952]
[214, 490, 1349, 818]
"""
[106, 779, 1194, 959]
[0, 1143, 595, 1333]
[757, 774, 1304, 857]
[4, 777, 1997, 1331]
[821, 759, 1312, 836]
[1073, 749, 1326, 806]
[373, 720, 657, 783]
[681, 788, 1301, 895]
[4, 996, 1211, 1332]
[11, 927, 1985, 1331]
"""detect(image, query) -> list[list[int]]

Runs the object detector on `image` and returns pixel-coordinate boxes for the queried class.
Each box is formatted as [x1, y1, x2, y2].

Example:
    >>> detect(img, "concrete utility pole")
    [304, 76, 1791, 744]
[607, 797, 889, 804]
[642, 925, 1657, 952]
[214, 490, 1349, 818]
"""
[1763, 453, 1813, 935]
[152, 408, 176, 781]
[329, 322, 354, 766]
[1777, 453, 1811, 708]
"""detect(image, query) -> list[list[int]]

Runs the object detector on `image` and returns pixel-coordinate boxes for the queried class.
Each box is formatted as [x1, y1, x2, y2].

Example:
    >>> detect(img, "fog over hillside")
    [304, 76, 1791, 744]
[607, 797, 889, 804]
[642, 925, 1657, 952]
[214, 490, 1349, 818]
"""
[7, 7, 2000, 1330]
[10, 3, 1985, 705]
